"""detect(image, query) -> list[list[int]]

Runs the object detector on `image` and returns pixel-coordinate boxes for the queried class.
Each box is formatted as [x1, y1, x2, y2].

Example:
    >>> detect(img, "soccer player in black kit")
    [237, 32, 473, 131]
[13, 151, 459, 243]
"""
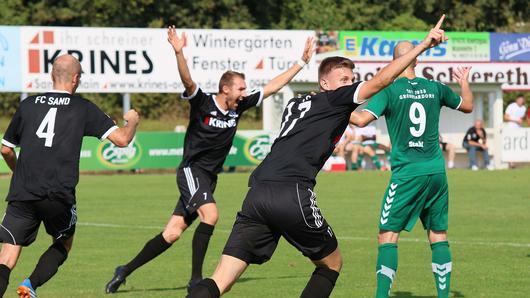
[188, 16, 448, 298]
[0, 54, 139, 298]
[105, 26, 315, 293]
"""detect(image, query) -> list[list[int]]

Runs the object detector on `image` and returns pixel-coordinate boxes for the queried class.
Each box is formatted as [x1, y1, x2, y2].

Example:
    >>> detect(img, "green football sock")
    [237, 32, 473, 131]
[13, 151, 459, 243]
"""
[357, 154, 364, 169]
[431, 241, 452, 298]
[375, 243, 397, 298]
[372, 155, 382, 169]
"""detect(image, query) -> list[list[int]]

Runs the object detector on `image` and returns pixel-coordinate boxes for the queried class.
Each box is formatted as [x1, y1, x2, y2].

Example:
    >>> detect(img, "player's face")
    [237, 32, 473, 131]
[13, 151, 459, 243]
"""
[226, 77, 247, 110]
[320, 67, 354, 91]
[516, 97, 524, 106]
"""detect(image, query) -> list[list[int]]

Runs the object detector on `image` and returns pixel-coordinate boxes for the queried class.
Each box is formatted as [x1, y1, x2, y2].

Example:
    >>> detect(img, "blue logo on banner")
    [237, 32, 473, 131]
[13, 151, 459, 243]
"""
[0, 26, 21, 91]
[490, 33, 530, 61]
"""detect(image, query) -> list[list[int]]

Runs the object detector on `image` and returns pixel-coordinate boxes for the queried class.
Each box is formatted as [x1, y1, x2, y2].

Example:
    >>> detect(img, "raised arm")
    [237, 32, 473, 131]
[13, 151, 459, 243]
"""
[262, 37, 314, 98]
[453, 67, 473, 113]
[168, 26, 197, 96]
[349, 111, 377, 128]
[358, 15, 447, 101]
[1, 145, 16, 172]
[107, 109, 140, 147]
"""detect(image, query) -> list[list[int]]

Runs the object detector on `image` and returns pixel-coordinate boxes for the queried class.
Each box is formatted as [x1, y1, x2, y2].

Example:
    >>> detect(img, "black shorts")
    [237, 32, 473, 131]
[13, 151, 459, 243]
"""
[223, 182, 337, 265]
[440, 142, 448, 151]
[0, 199, 77, 247]
[173, 166, 217, 225]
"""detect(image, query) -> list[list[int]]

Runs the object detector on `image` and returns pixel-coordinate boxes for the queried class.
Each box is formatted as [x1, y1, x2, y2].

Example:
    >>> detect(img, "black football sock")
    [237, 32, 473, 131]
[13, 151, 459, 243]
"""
[29, 241, 68, 289]
[123, 232, 172, 276]
[191, 222, 215, 280]
[187, 278, 220, 298]
[0, 264, 11, 296]
[300, 267, 340, 298]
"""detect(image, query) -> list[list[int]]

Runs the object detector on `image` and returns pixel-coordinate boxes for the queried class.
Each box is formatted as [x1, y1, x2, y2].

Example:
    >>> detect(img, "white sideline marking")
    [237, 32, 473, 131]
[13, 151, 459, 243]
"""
[77, 222, 530, 248]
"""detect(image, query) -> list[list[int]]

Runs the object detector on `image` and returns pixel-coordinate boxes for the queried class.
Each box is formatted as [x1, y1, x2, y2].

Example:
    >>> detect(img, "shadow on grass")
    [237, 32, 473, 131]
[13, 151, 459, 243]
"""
[392, 290, 464, 297]
[239, 275, 301, 283]
[115, 276, 300, 293]
[117, 285, 187, 293]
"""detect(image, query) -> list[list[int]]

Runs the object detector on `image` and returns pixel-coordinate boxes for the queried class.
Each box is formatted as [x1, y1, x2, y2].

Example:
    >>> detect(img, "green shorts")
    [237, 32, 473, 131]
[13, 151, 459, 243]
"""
[361, 141, 378, 149]
[378, 173, 448, 232]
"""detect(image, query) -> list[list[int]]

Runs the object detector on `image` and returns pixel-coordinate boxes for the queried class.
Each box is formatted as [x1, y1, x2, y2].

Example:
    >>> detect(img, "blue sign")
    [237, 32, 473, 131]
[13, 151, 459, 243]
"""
[0, 26, 21, 91]
[490, 33, 530, 61]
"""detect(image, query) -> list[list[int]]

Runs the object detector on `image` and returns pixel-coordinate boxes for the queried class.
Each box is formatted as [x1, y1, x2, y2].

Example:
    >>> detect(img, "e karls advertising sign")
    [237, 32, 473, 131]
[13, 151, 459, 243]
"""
[338, 31, 490, 62]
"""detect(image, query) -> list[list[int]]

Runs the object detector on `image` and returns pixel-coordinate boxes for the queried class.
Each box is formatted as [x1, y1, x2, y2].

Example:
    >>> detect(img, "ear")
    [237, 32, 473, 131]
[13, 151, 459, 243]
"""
[319, 78, 329, 91]
[222, 85, 230, 94]
[72, 73, 80, 85]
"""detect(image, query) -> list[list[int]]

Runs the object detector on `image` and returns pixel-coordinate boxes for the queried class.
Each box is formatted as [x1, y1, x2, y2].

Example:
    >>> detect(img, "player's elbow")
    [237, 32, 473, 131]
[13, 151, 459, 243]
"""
[109, 134, 130, 147]
[356, 120, 368, 128]
[460, 102, 474, 114]
[113, 137, 130, 147]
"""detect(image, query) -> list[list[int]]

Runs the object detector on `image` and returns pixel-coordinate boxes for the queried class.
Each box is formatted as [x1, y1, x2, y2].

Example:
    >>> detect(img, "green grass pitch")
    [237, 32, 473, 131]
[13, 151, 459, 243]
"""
[0, 169, 528, 297]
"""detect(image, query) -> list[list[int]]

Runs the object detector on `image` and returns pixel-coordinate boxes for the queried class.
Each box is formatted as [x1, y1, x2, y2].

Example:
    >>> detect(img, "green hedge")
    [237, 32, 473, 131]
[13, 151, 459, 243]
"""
[0, 92, 261, 122]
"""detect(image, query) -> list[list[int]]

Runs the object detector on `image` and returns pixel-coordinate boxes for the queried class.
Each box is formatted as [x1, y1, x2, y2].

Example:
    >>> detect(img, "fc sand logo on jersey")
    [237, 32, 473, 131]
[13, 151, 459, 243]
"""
[97, 137, 142, 168]
[244, 134, 273, 164]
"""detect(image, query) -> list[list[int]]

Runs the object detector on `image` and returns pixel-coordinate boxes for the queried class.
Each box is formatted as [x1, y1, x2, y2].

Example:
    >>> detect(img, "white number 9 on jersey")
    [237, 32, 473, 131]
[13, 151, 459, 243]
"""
[409, 102, 426, 137]
[36, 108, 58, 147]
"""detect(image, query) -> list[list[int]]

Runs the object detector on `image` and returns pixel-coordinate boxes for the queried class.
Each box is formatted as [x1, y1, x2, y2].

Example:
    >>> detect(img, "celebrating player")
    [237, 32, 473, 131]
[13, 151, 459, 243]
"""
[349, 40, 473, 297]
[0, 54, 139, 298]
[105, 26, 315, 293]
[188, 15, 450, 298]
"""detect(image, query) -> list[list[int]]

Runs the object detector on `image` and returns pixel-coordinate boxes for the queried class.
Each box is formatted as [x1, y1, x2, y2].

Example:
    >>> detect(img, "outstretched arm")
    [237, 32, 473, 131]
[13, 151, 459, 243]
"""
[168, 26, 197, 96]
[453, 67, 473, 113]
[262, 37, 314, 98]
[107, 109, 140, 147]
[350, 111, 377, 128]
[358, 15, 448, 101]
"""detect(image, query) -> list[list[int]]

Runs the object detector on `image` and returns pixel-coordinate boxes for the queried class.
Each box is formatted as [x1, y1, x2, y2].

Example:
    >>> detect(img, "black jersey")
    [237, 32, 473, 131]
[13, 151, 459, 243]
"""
[250, 82, 365, 187]
[180, 87, 263, 174]
[1, 91, 117, 204]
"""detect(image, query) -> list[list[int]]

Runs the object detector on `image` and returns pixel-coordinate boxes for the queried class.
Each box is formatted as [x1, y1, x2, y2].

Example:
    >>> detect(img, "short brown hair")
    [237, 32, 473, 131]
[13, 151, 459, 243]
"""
[219, 71, 245, 93]
[318, 56, 355, 80]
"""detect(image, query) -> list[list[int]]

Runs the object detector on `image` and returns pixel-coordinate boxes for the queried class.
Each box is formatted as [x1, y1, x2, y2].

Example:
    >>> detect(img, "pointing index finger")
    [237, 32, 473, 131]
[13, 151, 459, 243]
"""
[434, 14, 445, 30]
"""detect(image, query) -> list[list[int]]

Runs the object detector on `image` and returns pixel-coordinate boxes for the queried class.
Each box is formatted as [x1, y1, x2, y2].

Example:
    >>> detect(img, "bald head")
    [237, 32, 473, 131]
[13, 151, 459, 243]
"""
[393, 41, 415, 59]
[52, 54, 82, 85]
[393, 41, 417, 73]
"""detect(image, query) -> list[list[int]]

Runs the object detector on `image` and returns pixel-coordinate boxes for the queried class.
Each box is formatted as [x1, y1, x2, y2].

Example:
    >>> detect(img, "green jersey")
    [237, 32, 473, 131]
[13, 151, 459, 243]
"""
[364, 77, 462, 178]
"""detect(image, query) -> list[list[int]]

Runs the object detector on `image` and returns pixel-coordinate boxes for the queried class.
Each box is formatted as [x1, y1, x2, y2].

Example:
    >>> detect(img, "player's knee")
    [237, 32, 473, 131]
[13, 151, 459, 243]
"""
[378, 231, 399, 244]
[0, 244, 22, 269]
[326, 256, 343, 272]
[0, 253, 17, 269]
[57, 236, 74, 253]
[315, 249, 343, 272]
[205, 211, 219, 225]
[198, 205, 219, 225]
[162, 226, 184, 243]
[428, 230, 447, 243]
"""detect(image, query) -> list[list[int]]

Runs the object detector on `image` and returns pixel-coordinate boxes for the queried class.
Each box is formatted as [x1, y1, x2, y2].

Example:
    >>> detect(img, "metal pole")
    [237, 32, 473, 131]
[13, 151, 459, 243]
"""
[122, 93, 131, 115]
